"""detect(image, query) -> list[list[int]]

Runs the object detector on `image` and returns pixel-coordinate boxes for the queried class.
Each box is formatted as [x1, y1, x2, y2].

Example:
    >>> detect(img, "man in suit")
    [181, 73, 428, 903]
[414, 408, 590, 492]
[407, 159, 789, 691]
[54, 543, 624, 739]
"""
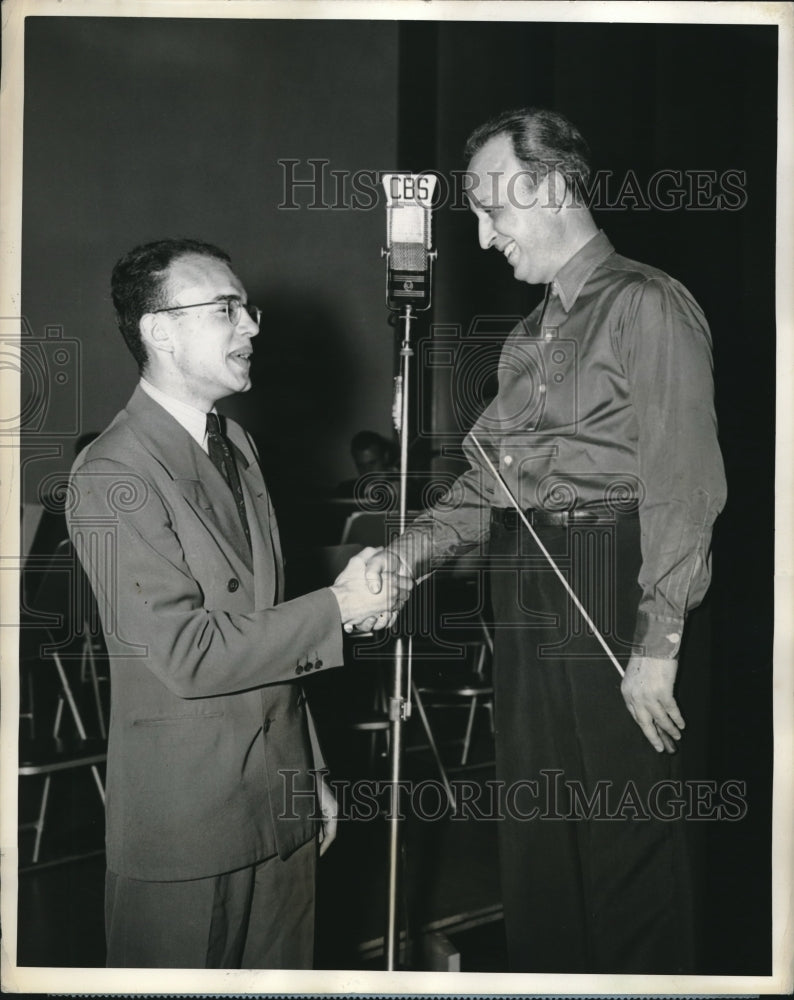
[364, 108, 726, 972]
[67, 238, 404, 969]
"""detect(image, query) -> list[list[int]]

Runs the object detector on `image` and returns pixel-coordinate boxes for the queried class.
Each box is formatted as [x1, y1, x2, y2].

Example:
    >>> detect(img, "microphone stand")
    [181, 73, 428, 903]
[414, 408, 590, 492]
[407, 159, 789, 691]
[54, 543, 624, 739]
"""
[379, 172, 437, 968]
[384, 302, 414, 971]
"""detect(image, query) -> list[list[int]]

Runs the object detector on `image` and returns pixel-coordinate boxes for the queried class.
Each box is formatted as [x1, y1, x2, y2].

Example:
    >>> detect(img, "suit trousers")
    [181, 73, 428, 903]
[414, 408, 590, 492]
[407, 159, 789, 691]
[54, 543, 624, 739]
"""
[105, 838, 316, 968]
[488, 512, 698, 973]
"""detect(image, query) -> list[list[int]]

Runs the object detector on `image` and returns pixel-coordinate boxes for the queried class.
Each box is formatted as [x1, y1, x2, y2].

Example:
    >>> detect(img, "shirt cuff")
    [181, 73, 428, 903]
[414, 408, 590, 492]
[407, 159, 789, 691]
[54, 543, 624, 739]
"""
[633, 611, 685, 660]
[389, 529, 435, 581]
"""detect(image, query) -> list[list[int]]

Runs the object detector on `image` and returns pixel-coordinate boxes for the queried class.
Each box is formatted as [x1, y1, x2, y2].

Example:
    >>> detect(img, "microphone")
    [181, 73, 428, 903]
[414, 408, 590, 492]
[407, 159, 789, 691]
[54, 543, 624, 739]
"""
[382, 173, 437, 312]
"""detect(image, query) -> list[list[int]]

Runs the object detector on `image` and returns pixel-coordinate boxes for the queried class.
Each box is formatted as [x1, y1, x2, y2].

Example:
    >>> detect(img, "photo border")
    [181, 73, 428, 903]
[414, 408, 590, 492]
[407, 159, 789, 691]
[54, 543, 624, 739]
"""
[1, 0, 791, 995]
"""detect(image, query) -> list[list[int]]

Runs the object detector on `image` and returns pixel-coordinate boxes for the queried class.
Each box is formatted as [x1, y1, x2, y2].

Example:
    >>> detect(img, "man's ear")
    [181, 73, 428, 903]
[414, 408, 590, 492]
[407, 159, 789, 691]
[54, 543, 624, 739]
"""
[544, 169, 569, 213]
[139, 313, 173, 356]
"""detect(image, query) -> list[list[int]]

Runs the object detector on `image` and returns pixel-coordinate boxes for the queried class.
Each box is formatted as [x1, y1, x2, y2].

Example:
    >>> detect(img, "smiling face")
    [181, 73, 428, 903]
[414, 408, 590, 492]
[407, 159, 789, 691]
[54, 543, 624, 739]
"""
[466, 133, 571, 286]
[144, 253, 259, 411]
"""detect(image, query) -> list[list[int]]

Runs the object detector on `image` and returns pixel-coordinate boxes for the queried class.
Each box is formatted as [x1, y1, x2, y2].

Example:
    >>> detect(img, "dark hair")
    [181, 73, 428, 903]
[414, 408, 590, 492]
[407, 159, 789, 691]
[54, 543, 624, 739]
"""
[111, 238, 232, 373]
[464, 107, 592, 190]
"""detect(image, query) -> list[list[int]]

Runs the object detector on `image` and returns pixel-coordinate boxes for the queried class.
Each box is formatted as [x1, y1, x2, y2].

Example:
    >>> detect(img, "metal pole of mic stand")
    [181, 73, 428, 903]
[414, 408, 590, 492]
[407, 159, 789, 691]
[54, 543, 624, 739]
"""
[384, 303, 414, 971]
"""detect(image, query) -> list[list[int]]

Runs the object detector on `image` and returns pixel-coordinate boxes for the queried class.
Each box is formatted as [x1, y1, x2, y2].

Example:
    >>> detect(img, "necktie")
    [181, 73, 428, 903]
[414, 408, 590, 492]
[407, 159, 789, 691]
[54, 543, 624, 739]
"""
[205, 412, 252, 551]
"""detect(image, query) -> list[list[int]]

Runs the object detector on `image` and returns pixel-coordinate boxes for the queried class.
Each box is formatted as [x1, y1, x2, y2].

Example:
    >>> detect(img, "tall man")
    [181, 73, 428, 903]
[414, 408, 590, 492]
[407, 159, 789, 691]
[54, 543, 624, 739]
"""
[365, 108, 726, 972]
[67, 238, 404, 968]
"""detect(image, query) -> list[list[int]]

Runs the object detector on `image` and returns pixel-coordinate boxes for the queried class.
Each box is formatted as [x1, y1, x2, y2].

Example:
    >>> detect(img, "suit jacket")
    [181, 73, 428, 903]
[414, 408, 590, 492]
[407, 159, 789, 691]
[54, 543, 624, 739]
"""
[67, 387, 344, 881]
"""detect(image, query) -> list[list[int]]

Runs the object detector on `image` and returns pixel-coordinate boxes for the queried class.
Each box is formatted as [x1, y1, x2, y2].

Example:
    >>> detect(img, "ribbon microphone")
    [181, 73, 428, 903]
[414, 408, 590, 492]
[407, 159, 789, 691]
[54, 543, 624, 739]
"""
[382, 173, 437, 312]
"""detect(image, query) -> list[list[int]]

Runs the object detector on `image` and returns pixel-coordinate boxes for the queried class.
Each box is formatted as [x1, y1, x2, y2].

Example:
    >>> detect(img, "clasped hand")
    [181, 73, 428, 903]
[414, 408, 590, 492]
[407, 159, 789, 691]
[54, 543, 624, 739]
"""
[331, 547, 413, 633]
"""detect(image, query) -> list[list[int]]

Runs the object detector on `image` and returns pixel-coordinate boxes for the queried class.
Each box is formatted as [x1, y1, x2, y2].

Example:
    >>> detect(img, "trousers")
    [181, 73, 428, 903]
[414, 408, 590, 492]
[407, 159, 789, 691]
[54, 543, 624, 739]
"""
[488, 512, 700, 973]
[105, 838, 316, 968]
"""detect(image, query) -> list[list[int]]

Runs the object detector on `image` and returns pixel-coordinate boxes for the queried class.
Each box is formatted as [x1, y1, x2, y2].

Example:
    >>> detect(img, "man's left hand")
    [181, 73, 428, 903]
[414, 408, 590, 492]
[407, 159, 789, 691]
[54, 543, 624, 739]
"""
[318, 776, 338, 856]
[620, 656, 684, 754]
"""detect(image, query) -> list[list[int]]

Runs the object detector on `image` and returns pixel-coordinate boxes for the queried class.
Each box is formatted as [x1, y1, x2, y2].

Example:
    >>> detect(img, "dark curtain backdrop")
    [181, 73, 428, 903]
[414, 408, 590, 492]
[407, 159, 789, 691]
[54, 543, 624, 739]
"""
[21, 16, 776, 974]
[423, 24, 776, 973]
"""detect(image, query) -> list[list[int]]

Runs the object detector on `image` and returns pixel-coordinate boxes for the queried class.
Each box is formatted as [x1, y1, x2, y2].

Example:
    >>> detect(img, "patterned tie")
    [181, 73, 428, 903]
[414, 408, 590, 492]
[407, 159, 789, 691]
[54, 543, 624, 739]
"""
[205, 412, 252, 551]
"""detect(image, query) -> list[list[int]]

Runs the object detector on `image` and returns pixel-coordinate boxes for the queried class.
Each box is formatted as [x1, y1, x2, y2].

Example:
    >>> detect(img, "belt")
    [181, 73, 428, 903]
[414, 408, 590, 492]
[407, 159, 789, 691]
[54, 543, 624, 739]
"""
[491, 506, 638, 529]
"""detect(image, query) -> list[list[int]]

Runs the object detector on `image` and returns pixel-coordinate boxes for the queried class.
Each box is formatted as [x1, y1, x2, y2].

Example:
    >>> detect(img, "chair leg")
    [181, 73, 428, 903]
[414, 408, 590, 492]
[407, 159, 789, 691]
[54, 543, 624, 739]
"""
[462, 640, 489, 764]
[31, 775, 52, 865]
[52, 650, 89, 739]
[461, 696, 479, 766]
[89, 764, 106, 804]
[473, 641, 488, 677]
[478, 612, 494, 655]
[53, 696, 64, 738]
[410, 681, 455, 811]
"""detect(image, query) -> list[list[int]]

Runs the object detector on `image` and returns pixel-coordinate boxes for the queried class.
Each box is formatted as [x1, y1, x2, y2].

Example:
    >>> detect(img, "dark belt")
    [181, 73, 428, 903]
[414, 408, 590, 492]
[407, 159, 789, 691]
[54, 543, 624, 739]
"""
[491, 505, 638, 529]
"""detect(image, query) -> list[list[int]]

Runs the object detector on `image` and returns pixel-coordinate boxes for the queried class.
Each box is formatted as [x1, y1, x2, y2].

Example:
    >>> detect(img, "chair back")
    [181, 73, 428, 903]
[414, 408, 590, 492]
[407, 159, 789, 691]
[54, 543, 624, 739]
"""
[22, 538, 101, 654]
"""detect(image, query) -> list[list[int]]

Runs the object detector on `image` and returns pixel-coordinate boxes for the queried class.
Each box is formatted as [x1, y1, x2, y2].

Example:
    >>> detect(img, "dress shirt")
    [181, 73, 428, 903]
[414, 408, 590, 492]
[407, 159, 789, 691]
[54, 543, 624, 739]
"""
[139, 377, 212, 452]
[393, 231, 726, 659]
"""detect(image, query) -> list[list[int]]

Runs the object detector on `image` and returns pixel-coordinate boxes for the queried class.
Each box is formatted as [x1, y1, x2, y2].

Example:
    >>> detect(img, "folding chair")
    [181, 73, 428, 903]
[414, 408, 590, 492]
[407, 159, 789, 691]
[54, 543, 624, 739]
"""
[404, 553, 495, 809]
[19, 541, 107, 865]
[19, 632, 107, 865]
[413, 614, 494, 763]
[23, 538, 108, 739]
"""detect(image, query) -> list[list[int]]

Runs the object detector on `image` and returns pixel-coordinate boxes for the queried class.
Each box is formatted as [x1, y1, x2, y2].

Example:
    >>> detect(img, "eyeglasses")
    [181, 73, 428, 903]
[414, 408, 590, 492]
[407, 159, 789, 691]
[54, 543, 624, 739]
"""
[151, 298, 261, 327]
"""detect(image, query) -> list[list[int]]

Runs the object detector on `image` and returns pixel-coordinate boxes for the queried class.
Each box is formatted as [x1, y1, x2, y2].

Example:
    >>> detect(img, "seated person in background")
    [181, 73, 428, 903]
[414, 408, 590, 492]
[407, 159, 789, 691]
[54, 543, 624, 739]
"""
[336, 430, 425, 510]
[335, 430, 398, 498]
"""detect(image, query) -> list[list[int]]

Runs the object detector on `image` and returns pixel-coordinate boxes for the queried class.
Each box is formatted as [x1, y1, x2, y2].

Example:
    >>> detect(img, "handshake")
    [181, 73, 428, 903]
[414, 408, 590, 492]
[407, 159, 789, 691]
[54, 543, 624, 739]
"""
[330, 546, 414, 634]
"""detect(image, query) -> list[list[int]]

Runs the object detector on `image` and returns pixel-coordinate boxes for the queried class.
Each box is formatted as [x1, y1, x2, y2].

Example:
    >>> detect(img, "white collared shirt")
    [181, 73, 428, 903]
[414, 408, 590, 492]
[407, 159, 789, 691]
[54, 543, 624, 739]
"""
[139, 378, 213, 453]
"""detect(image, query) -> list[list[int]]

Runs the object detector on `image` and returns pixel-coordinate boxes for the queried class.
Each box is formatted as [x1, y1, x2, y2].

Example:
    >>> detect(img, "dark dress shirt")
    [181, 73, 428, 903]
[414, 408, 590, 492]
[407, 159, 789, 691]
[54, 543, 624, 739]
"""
[394, 231, 726, 659]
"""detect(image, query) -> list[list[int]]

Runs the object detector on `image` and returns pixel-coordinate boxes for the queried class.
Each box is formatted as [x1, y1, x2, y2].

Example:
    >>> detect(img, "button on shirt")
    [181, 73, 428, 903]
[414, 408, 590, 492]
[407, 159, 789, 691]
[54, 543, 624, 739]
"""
[393, 231, 727, 659]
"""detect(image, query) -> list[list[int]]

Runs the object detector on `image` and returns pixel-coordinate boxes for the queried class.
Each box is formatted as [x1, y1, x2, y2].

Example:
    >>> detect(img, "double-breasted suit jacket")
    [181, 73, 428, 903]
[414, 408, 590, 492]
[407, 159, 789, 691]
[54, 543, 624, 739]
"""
[67, 387, 344, 882]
